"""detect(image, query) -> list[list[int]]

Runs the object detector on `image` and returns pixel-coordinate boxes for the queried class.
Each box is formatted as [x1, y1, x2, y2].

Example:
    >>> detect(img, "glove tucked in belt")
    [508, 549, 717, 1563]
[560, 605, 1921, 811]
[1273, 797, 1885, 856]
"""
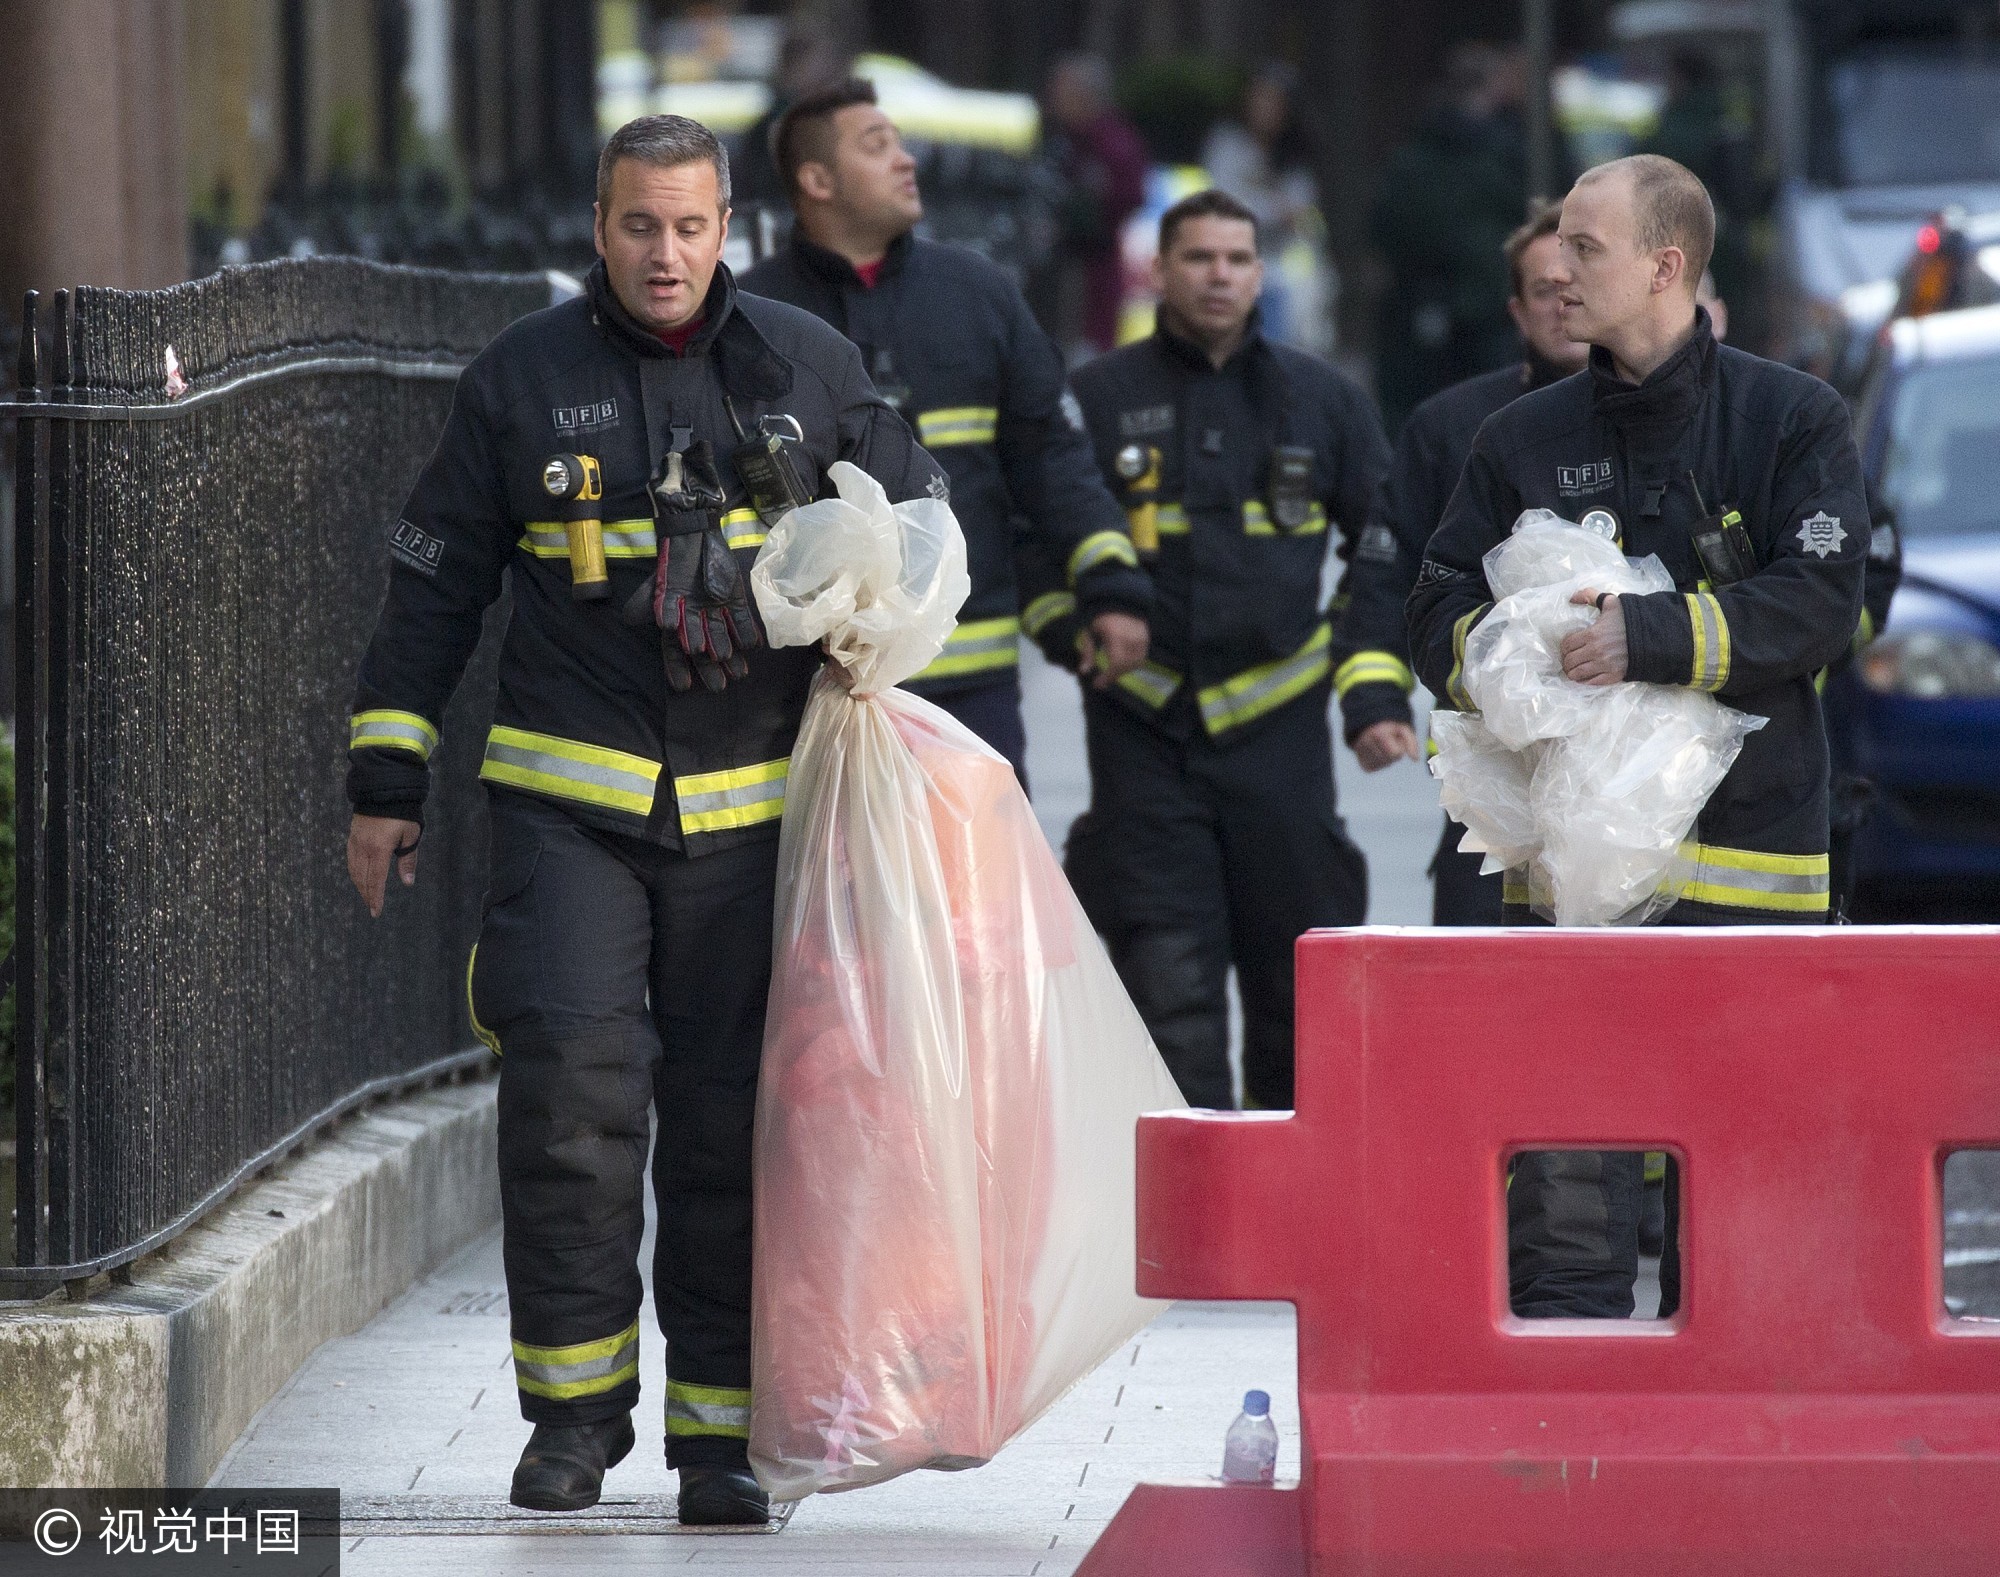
[624, 437, 765, 692]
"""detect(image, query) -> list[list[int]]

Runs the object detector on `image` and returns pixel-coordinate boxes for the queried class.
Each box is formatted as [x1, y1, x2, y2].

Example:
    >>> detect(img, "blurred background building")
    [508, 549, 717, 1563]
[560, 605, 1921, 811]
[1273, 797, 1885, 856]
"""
[3, 0, 1999, 384]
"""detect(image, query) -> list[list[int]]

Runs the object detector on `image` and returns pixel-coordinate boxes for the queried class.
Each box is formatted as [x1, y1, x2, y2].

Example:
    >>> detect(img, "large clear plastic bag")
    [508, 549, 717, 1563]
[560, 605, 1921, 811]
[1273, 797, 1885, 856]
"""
[746, 463, 1185, 1501]
[1431, 511, 1765, 926]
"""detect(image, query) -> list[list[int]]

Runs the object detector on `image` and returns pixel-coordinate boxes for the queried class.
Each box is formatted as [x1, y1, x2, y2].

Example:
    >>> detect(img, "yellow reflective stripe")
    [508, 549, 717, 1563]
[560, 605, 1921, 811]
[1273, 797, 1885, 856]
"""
[665, 1379, 752, 1439]
[1198, 623, 1333, 735]
[1686, 591, 1730, 692]
[480, 726, 661, 819]
[1068, 529, 1140, 583]
[1334, 650, 1415, 697]
[675, 757, 789, 836]
[1242, 500, 1328, 536]
[518, 518, 658, 559]
[350, 709, 439, 760]
[513, 1322, 641, 1400]
[1117, 660, 1182, 709]
[720, 507, 765, 551]
[1447, 604, 1487, 712]
[917, 406, 999, 447]
[1852, 606, 1877, 654]
[1670, 843, 1829, 914]
[1155, 503, 1190, 537]
[1022, 591, 1076, 638]
[467, 945, 500, 1057]
[910, 615, 1022, 681]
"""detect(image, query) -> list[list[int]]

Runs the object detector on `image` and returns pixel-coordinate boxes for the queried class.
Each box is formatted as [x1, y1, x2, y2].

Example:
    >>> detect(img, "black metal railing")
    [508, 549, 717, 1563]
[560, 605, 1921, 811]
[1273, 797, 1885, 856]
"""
[5, 258, 551, 1283]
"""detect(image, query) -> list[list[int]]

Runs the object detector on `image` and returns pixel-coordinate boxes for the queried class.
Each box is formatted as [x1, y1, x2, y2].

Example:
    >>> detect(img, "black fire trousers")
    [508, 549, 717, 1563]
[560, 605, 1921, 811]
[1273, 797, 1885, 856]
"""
[1430, 816, 1504, 927]
[470, 788, 774, 1468]
[1065, 687, 1367, 1111]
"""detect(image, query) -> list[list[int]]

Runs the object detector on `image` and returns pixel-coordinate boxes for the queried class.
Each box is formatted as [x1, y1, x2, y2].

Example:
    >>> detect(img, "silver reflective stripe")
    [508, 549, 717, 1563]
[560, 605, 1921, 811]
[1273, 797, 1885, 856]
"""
[1687, 592, 1727, 692]
[1198, 625, 1333, 734]
[675, 759, 789, 835]
[1117, 661, 1182, 709]
[602, 520, 658, 555]
[1022, 591, 1075, 637]
[720, 509, 765, 549]
[513, 1331, 639, 1390]
[668, 1396, 751, 1429]
[1068, 530, 1139, 582]
[481, 732, 659, 819]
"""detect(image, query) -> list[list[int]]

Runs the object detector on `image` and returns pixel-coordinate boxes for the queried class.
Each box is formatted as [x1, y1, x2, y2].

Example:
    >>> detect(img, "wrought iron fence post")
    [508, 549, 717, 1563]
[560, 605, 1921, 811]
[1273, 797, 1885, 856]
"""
[13, 290, 45, 1269]
[43, 288, 77, 1270]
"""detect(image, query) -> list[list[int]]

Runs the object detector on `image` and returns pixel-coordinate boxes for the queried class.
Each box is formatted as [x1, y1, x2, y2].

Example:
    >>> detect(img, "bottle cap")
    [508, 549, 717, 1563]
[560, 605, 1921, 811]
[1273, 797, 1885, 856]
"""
[1243, 1390, 1270, 1416]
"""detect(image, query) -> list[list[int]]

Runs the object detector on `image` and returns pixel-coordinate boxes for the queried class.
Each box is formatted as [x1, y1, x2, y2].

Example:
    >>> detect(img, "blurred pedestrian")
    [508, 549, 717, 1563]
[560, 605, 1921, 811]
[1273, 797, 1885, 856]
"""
[1638, 49, 1757, 313]
[1332, 198, 1588, 926]
[1045, 53, 1149, 355]
[740, 77, 1153, 782]
[1370, 42, 1530, 436]
[730, 23, 850, 213]
[1201, 64, 1332, 350]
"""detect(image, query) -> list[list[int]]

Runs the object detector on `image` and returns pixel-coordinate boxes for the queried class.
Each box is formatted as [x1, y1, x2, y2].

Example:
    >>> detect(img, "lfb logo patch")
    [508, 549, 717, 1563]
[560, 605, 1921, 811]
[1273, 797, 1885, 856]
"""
[552, 399, 619, 434]
[1557, 459, 1614, 496]
[1796, 510, 1847, 558]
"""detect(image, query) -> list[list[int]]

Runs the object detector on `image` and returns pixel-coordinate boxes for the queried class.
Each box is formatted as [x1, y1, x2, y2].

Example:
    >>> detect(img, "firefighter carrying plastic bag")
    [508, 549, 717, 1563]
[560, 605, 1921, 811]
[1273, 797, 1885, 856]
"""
[747, 462, 1185, 1501]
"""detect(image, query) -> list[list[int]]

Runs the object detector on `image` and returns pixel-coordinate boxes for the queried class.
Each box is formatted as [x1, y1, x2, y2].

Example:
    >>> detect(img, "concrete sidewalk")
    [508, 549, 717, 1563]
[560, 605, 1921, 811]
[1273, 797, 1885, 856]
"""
[208, 655, 1434, 1572]
[210, 1218, 1301, 1575]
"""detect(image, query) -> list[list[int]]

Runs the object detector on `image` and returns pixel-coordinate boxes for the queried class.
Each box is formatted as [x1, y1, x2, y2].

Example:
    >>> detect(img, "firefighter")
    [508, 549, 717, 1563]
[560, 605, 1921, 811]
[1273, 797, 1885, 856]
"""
[1333, 198, 1587, 926]
[1407, 155, 1870, 1320]
[1049, 188, 1390, 1112]
[344, 117, 944, 1525]
[739, 77, 1152, 783]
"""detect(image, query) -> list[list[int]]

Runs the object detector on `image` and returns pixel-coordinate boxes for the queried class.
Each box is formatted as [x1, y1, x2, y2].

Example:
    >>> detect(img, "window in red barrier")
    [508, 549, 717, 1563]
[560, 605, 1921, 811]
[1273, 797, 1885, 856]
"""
[1943, 1149, 2000, 1324]
[1502, 1148, 1680, 1323]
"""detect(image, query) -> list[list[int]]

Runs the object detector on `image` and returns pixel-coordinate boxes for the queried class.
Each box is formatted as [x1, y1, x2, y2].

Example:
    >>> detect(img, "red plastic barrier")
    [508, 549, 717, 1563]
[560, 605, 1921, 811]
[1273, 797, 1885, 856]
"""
[1079, 927, 2000, 1577]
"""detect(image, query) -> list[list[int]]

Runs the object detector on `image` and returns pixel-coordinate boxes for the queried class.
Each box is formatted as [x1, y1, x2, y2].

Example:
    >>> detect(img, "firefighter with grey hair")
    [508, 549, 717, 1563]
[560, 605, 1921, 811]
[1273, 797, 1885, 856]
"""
[344, 114, 944, 1525]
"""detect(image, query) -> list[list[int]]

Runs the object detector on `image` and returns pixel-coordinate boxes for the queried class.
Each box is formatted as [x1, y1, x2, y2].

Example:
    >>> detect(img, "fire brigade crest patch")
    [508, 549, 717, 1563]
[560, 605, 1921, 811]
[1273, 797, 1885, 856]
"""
[1796, 510, 1845, 558]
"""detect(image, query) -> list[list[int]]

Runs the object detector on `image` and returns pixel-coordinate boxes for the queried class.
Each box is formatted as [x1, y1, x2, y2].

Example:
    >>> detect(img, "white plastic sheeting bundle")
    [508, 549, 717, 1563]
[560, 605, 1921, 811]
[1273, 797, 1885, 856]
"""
[1430, 511, 1765, 925]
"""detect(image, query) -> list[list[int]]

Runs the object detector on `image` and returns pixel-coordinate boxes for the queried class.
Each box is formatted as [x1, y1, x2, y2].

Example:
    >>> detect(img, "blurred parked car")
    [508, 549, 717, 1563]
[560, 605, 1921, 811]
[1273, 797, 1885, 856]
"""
[1824, 302, 2000, 916]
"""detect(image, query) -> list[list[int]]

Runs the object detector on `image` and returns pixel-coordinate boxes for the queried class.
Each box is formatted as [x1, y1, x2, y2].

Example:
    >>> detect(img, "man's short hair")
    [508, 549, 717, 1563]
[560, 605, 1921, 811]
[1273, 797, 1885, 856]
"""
[1503, 199, 1564, 299]
[771, 77, 880, 201]
[1575, 153, 1714, 290]
[1158, 189, 1260, 256]
[597, 115, 732, 215]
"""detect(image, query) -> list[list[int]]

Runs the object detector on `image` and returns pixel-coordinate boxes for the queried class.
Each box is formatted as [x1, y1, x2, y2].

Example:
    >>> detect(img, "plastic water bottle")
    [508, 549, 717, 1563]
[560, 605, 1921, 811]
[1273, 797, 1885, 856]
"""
[1219, 1389, 1278, 1484]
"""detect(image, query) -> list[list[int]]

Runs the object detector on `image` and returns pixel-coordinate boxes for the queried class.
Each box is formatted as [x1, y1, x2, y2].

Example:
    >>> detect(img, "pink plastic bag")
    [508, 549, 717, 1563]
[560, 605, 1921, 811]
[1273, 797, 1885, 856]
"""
[747, 467, 1184, 1500]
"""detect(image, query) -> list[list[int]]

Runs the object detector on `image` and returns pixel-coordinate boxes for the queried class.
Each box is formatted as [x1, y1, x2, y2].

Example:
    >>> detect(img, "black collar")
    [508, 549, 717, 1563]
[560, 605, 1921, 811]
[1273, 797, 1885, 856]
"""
[1588, 306, 1716, 431]
[586, 258, 792, 400]
[788, 227, 915, 289]
[1152, 308, 1266, 376]
[587, 257, 733, 358]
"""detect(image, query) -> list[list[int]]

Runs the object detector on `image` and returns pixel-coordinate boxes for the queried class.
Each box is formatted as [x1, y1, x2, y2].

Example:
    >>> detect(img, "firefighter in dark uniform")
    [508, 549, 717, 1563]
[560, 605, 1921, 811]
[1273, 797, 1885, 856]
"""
[344, 118, 944, 1525]
[739, 78, 1152, 781]
[1408, 156, 1870, 1321]
[1333, 199, 1588, 926]
[1046, 188, 1389, 1112]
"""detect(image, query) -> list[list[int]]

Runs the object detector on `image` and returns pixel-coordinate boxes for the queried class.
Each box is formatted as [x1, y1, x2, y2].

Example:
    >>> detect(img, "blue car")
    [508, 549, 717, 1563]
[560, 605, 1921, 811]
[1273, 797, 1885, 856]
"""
[1827, 302, 2000, 915]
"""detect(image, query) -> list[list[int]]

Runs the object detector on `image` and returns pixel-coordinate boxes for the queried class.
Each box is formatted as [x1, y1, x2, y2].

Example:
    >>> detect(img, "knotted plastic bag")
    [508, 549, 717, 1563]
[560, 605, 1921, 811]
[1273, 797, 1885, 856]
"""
[747, 462, 1185, 1500]
[1430, 511, 1764, 926]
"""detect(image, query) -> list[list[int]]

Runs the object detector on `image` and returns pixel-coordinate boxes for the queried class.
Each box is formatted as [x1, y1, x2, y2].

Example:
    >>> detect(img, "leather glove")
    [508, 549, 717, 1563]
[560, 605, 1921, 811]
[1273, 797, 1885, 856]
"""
[623, 439, 766, 692]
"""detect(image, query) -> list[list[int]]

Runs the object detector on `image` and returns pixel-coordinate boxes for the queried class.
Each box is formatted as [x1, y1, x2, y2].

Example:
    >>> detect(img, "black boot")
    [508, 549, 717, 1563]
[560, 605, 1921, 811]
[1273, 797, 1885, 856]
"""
[509, 1414, 636, 1511]
[677, 1464, 770, 1526]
